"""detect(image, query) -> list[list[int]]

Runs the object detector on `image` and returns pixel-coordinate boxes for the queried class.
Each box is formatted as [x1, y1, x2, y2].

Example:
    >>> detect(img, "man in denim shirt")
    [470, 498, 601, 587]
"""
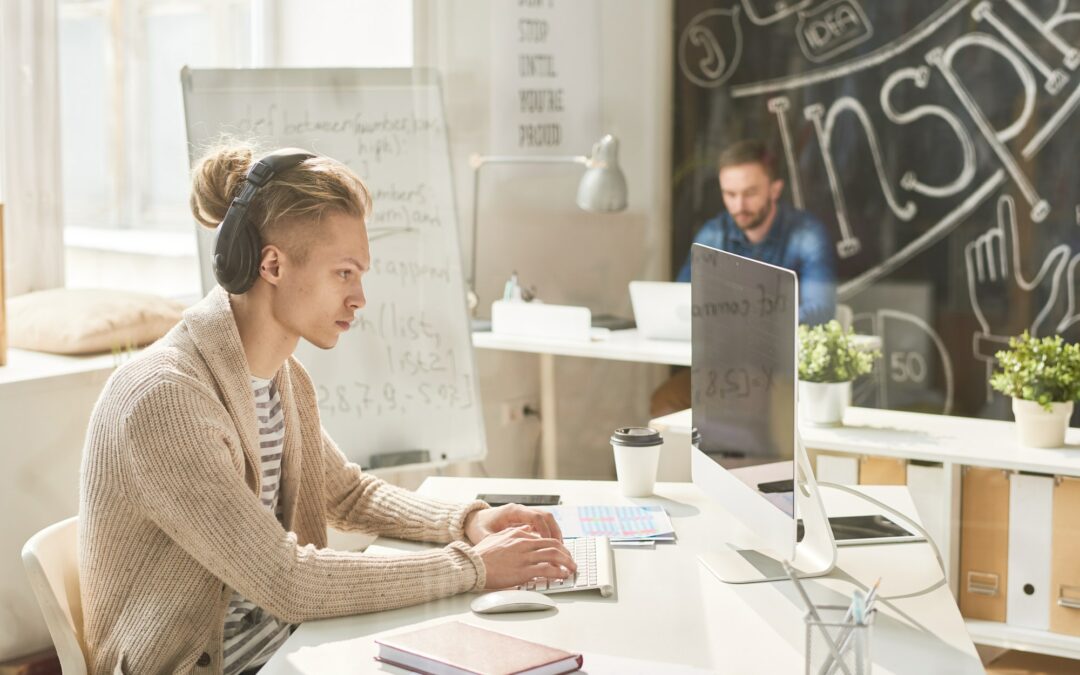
[652, 139, 837, 416]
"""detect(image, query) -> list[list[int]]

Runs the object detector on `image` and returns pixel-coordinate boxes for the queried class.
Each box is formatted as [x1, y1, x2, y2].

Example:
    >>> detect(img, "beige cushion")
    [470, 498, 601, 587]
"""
[6, 288, 186, 355]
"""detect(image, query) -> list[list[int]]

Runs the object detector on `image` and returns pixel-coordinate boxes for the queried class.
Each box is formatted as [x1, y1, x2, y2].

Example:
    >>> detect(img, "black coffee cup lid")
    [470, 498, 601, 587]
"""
[610, 426, 663, 447]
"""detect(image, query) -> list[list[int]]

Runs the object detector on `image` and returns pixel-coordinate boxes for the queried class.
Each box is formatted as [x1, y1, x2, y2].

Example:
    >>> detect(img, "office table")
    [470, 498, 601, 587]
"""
[261, 477, 982, 674]
[471, 331, 881, 479]
[472, 329, 688, 480]
[658, 406, 1080, 660]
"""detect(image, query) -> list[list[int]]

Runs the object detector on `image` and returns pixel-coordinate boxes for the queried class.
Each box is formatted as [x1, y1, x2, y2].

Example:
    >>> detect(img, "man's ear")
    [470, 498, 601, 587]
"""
[770, 179, 785, 202]
[259, 245, 284, 287]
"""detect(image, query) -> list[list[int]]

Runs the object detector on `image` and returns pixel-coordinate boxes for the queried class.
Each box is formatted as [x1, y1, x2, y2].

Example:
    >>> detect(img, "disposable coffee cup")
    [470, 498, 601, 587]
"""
[610, 427, 663, 497]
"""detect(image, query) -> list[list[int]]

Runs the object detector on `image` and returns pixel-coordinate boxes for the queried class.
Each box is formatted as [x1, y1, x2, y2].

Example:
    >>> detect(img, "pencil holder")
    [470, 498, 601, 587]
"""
[804, 604, 875, 675]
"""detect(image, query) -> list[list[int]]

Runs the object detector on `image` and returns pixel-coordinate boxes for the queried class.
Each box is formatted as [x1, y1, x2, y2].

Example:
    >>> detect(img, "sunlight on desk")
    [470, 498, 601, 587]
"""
[260, 478, 982, 674]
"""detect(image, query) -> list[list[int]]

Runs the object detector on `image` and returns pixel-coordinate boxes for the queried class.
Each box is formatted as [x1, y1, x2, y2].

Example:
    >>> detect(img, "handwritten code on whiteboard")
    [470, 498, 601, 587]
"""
[183, 68, 485, 470]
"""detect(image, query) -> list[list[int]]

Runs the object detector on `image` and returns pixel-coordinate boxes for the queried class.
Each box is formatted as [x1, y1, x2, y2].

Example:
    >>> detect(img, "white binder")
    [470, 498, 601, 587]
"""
[815, 454, 859, 485]
[1007, 472, 1054, 630]
[906, 461, 947, 557]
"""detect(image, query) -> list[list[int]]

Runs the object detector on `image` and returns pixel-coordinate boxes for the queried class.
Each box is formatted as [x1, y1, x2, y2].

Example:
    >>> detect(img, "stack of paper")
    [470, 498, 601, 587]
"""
[545, 505, 675, 545]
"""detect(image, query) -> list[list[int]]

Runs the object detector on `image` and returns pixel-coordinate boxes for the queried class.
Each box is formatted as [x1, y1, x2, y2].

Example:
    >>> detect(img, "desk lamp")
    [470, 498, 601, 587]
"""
[467, 134, 628, 310]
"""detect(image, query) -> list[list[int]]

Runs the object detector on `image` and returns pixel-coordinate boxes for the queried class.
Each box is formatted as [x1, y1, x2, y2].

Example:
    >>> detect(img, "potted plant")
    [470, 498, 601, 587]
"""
[798, 320, 879, 426]
[990, 332, 1080, 448]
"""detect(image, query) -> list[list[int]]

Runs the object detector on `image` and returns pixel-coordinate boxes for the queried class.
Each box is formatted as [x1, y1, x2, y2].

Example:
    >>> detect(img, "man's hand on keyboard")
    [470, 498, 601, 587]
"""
[464, 503, 563, 544]
[472, 526, 577, 590]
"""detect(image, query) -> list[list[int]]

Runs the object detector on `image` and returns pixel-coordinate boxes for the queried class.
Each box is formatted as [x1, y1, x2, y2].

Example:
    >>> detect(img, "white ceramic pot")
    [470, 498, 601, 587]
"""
[799, 380, 851, 427]
[1012, 398, 1073, 448]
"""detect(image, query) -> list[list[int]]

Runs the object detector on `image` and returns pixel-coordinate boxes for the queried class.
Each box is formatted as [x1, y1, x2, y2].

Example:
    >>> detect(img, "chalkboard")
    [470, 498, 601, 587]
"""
[182, 67, 485, 470]
[673, 1, 1080, 419]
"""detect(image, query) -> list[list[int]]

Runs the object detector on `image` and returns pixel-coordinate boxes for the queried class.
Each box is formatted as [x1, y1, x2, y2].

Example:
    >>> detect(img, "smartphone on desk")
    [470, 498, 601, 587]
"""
[476, 493, 561, 507]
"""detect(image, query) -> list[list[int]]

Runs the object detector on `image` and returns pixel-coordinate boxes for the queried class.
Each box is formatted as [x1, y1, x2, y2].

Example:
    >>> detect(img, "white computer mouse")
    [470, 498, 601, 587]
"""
[470, 590, 557, 614]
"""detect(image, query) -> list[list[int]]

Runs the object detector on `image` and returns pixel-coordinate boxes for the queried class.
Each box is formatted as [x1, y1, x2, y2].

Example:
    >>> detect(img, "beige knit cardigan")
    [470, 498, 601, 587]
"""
[78, 287, 488, 674]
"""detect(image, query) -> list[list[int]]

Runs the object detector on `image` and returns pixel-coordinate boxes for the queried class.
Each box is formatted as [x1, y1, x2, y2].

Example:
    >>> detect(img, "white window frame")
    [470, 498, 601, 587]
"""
[1, 0, 65, 296]
[4, 0, 416, 298]
[58, 0, 262, 297]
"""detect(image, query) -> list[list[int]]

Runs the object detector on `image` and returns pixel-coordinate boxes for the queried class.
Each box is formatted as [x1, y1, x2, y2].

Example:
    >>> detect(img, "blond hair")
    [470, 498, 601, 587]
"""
[189, 141, 372, 261]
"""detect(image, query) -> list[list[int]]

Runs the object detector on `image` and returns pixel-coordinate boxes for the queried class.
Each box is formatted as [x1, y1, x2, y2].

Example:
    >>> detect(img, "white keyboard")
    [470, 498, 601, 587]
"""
[517, 536, 615, 597]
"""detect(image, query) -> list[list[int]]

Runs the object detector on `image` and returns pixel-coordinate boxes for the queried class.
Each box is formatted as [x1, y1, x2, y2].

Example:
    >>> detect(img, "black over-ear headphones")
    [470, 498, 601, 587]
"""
[212, 148, 317, 294]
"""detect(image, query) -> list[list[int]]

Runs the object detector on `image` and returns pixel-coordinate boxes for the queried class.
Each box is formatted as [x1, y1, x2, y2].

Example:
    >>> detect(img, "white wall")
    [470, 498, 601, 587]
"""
[415, 0, 673, 478]
[273, 0, 412, 67]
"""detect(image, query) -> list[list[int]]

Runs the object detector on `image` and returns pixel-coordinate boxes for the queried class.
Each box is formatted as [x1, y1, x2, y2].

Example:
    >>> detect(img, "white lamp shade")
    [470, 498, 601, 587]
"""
[576, 134, 628, 212]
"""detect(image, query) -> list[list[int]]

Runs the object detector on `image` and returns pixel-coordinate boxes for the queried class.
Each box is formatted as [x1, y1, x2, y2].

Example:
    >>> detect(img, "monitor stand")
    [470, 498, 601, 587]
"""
[698, 436, 837, 583]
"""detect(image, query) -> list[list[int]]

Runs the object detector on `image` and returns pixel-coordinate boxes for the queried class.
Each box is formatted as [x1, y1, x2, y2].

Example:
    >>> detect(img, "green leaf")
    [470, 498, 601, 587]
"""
[989, 331, 1080, 411]
[798, 320, 881, 383]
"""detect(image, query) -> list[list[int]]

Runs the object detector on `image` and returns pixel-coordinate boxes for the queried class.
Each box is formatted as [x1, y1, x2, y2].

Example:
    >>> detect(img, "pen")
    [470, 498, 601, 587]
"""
[818, 601, 857, 675]
[784, 561, 855, 675]
[838, 578, 879, 628]
[822, 580, 880, 675]
[852, 590, 865, 624]
[782, 560, 822, 622]
[851, 590, 866, 674]
[863, 578, 881, 615]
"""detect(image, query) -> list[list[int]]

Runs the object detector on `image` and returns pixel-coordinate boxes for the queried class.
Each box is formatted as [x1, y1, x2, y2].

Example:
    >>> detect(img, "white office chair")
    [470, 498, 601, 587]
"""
[22, 517, 87, 675]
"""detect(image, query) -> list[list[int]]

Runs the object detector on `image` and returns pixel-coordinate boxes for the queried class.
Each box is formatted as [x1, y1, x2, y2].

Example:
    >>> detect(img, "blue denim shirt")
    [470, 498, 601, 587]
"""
[676, 204, 837, 325]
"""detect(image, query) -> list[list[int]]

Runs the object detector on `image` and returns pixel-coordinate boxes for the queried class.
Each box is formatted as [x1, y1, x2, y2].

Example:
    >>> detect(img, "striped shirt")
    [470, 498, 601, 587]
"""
[221, 376, 293, 674]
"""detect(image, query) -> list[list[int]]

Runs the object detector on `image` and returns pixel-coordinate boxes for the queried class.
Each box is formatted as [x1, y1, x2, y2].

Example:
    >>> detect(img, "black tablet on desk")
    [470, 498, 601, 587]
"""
[797, 514, 923, 546]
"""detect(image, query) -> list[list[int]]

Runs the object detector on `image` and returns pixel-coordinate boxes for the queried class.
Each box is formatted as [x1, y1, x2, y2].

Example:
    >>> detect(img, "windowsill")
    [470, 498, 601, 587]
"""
[63, 226, 202, 299]
[0, 347, 128, 387]
[64, 226, 199, 257]
[7, 227, 199, 386]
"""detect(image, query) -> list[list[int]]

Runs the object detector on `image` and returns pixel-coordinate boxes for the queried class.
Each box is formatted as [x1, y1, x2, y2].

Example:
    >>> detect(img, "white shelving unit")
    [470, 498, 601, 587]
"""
[799, 407, 1080, 661]
[965, 620, 1080, 661]
[802, 407, 1080, 476]
[650, 406, 1080, 661]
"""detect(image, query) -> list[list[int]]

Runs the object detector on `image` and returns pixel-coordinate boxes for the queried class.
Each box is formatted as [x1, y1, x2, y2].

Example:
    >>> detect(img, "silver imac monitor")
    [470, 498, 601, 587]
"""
[689, 244, 836, 583]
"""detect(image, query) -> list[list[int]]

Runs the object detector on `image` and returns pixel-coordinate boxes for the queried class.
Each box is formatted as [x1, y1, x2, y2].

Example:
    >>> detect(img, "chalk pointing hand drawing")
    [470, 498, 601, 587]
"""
[965, 194, 1069, 363]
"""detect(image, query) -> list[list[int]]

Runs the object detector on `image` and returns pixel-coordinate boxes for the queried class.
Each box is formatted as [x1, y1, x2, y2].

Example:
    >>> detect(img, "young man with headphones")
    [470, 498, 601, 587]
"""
[78, 146, 576, 675]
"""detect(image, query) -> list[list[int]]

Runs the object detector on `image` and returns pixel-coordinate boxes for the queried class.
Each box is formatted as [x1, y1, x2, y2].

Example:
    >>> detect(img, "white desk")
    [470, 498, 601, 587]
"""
[261, 477, 982, 674]
[471, 331, 882, 479]
[472, 330, 688, 479]
[471, 328, 691, 366]
[656, 406, 1080, 660]
[472, 329, 880, 367]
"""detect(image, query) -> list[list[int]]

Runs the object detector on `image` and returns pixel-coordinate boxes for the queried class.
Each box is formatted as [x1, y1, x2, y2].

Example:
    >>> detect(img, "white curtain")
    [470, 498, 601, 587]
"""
[0, 0, 64, 296]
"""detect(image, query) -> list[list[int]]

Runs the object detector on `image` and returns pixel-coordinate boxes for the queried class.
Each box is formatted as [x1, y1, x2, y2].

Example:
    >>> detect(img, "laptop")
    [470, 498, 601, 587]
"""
[629, 281, 692, 341]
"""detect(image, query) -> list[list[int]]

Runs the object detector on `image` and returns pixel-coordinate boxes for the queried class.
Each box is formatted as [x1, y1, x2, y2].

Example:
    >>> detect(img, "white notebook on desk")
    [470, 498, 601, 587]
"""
[491, 300, 592, 341]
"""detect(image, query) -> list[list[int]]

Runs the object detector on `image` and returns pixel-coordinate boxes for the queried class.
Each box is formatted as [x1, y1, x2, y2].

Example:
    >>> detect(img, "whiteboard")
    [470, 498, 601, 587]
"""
[181, 67, 485, 470]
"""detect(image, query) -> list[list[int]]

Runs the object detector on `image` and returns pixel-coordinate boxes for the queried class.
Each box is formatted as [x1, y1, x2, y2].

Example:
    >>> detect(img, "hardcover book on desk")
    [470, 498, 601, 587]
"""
[375, 620, 583, 675]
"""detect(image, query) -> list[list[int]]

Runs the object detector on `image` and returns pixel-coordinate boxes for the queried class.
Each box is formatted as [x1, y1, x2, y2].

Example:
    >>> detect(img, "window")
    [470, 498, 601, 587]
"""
[274, 0, 413, 68]
[57, 0, 413, 296]
[59, 0, 253, 233]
